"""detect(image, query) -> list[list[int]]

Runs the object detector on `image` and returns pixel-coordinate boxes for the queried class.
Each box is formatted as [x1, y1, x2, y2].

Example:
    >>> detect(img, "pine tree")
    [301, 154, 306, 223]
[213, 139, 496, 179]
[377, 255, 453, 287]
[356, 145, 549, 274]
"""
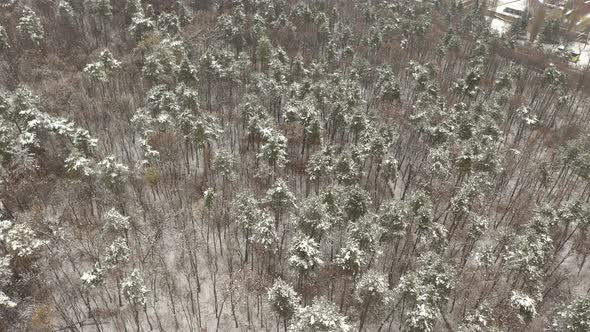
[252, 209, 277, 250]
[510, 291, 537, 324]
[64, 149, 95, 177]
[232, 192, 260, 262]
[504, 210, 553, 295]
[288, 234, 323, 273]
[264, 178, 296, 229]
[102, 208, 130, 235]
[142, 39, 185, 82]
[335, 240, 367, 274]
[258, 127, 288, 170]
[58, 1, 75, 21]
[334, 152, 361, 185]
[17, 7, 44, 46]
[543, 63, 565, 88]
[104, 237, 130, 269]
[268, 278, 300, 328]
[457, 302, 495, 332]
[355, 270, 391, 332]
[157, 12, 180, 35]
[129, 13, 156, 40]
[0, 219, 48, 258]
[177, 57, 198, 84]
[297, 197, 333, 240]
[98, 49, 120, 72]
[288, 297, 351, 332]
[87, 0, 112, 18]
[203, 188, 215, 209]
[306, 145, 334, 184]
[344, 186, 371, 222]
[212, 150, 236, 182]
[540, 18, 561, 44]
[176, 0, 192, 26]
[80, 263, 105, 289]
[0, 25, 10, 50]
[550, 296, 590, 332]
[216, 4, 245, 53]
[396, 252, 455, 332]
[378, 200, 407, 241]
[96, 156, 129, 192]
[84, 49, 121, 82]
[121, 269, 148, 306]
[125, 0, 143, 18]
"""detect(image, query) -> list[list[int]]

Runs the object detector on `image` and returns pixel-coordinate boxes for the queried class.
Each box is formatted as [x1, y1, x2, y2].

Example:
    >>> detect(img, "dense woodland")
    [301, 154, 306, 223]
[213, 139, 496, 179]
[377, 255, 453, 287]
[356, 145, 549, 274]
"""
[1, 0, 590, 331]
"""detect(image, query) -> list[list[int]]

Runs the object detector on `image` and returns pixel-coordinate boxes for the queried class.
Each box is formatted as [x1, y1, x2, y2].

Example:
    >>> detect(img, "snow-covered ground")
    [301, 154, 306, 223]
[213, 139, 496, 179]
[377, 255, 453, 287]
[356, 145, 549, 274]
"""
[487, 0, 590, 68]
[488, 0, 527, 35]
[571, 41, 590, 68]
[490, 18, 511, 34]
[547, 41, 590, 68]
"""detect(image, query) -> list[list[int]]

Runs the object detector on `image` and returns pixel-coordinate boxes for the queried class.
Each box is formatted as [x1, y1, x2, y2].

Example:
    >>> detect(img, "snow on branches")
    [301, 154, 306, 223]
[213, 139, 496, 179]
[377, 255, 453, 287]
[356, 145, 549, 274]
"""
[102, 208, 131, 235]
[104, 237, 130, 269]
[17, 7, 43, 46]
[510, 291, 537, 323]
[268, 278, 300, 320]
[0, 218, 48, 308]
[0, 220, 47, 258]
[289, 234, 323, 273]
[0, 25, 9, 50]
[396, 252, 455, 332]
[80, 263, 105, 289]
[550, 296, 590, 332]
[83, 49, 121, 82]
[0, 87, 98, 178]
[121, 269, 149, 306]
[288, 297, 351, 332]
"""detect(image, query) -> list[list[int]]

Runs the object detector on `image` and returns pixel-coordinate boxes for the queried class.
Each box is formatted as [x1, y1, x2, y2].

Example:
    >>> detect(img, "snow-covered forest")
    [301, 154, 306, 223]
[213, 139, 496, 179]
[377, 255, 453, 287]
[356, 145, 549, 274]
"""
[1, 0, 590, 331]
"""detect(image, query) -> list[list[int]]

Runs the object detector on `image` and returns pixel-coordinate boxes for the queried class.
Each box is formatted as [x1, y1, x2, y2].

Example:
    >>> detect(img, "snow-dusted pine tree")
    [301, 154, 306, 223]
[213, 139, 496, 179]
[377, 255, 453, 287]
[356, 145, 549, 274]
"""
[17, 7, 44, 46]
